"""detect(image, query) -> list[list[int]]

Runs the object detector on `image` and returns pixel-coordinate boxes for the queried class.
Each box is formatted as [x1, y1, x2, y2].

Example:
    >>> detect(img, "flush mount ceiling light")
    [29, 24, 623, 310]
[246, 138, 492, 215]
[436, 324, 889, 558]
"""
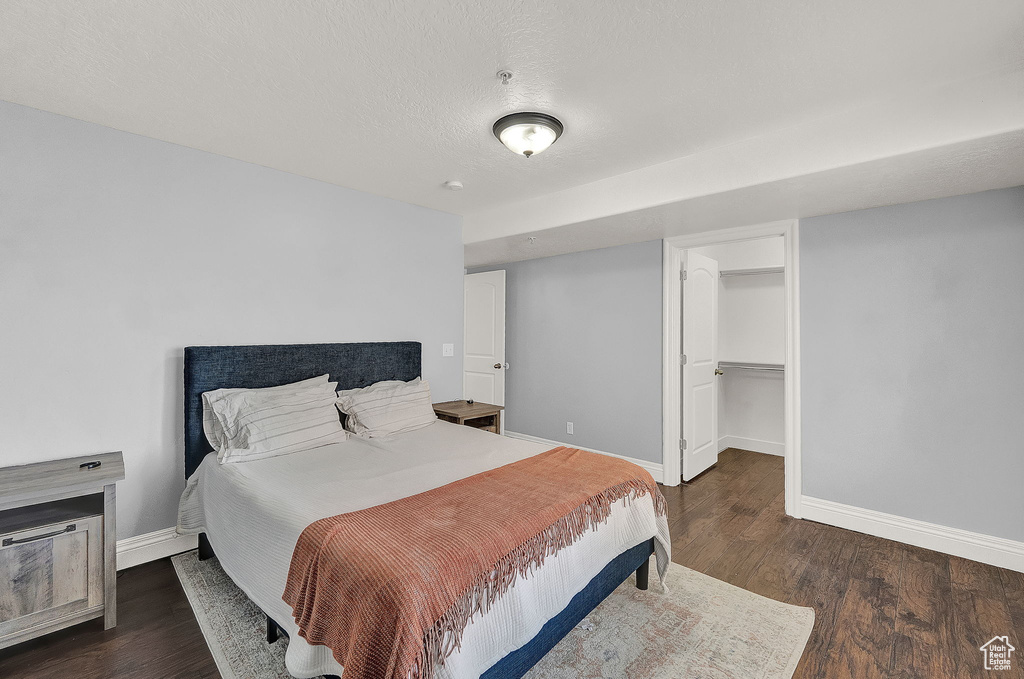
[492, 112, 564, 158]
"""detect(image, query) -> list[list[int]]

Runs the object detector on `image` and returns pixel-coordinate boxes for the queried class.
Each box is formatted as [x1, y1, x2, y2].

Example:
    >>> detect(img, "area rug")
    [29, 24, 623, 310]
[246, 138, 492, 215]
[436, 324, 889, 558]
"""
[172, 550, 813, 679]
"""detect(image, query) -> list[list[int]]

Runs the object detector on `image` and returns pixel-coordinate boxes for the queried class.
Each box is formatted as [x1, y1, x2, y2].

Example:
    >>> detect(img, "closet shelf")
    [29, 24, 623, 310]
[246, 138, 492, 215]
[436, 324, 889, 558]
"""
[719, 266, 784, 278]
[718, 361, 785, 372]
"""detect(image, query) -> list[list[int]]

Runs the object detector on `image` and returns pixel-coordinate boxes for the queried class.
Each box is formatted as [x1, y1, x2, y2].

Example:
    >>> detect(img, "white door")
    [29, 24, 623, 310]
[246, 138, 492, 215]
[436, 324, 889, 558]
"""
[681, 251, 719, 481]
[464, 271, 506, 406]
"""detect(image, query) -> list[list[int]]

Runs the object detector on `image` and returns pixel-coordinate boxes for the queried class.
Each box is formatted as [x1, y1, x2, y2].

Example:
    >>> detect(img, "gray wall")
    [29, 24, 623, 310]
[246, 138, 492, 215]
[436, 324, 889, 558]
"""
[471, 240, 663, 463]
[801, 187, 1024, 542]
[0, 100, 464, 540]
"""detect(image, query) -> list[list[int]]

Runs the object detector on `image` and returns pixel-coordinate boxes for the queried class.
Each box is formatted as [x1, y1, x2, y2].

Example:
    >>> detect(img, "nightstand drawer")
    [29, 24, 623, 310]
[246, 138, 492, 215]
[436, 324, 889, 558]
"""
[0, 514, 104, 647]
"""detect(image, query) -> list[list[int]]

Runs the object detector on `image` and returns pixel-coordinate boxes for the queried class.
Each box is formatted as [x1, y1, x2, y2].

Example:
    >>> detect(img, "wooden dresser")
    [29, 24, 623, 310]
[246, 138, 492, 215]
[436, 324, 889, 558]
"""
[0, 452, 124, 649]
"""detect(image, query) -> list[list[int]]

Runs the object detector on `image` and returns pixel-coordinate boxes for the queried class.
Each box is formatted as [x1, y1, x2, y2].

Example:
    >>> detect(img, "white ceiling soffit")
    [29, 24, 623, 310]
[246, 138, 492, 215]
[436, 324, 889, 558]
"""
[464, 128, 1024, 267]
[2, 1, 1023, 253]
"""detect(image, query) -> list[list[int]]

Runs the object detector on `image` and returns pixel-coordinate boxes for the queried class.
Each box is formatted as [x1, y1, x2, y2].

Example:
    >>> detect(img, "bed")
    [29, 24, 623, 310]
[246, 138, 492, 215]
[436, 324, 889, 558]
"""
[176, 341, 670, 679]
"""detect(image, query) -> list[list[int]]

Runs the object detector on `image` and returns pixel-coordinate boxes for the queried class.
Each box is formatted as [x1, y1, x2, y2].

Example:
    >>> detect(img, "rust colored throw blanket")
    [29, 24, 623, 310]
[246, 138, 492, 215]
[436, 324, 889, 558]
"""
[283, 446, 666, 679]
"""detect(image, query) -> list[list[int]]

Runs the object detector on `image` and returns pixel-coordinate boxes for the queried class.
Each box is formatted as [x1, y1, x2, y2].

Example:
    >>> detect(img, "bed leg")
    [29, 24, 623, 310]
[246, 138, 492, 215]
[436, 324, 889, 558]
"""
[635, 558, 649, 590]
[267, 615, 280, 644]
[198, 533, 215, 561]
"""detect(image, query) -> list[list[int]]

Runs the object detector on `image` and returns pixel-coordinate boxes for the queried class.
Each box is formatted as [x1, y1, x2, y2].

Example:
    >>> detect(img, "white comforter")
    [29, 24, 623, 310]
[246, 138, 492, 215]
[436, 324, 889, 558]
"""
[177, 421, 671, 678]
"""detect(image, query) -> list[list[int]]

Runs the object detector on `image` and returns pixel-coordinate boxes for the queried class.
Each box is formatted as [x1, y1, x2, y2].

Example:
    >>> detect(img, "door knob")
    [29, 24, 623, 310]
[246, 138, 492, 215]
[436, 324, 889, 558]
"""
[494, 363, 502, 369]
[715, 369, 724, 375]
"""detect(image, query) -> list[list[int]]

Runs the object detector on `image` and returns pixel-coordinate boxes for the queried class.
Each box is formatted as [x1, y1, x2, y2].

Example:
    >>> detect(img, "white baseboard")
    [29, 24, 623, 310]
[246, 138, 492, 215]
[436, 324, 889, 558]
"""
[801, 496, 1024, 574]
[504, 431, 664, 484]
[718, 435, 785, 457]
[116, 527, 198, 571]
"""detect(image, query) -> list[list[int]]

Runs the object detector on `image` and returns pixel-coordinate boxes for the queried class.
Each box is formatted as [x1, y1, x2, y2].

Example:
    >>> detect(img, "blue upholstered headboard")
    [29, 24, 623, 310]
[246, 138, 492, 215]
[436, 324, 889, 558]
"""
[183, 342, 422, 478]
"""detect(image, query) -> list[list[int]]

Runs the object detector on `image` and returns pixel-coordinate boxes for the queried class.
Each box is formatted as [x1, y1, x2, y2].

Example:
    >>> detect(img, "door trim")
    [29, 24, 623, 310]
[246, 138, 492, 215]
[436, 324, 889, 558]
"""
[661, 219, 802, 519]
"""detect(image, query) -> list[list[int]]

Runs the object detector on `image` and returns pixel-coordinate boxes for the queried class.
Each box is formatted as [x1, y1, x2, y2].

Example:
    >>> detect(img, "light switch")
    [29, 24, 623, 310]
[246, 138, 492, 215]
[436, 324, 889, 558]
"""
[442, 343, 454, 357]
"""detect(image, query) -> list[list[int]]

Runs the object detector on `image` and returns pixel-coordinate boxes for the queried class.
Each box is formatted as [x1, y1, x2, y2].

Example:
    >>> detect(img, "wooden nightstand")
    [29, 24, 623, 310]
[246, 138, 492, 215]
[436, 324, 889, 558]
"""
[433, 401, 504, 434]
[0, 451, 124, 649]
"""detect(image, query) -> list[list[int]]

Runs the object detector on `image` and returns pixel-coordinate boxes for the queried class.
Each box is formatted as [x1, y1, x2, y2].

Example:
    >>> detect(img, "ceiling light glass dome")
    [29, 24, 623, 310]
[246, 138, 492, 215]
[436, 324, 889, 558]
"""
[492, 112, 564, 157]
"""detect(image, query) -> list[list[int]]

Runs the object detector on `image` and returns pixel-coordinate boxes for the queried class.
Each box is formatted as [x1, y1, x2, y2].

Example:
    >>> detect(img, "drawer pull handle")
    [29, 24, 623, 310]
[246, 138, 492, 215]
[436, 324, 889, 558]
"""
[3, 524, 76, 546]
[80, 461, 101, 470]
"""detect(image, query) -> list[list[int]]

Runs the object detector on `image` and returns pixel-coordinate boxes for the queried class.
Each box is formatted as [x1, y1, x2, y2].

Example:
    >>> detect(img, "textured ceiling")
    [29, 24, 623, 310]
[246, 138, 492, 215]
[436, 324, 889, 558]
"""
[2, 1, 1023, 247]
[465, 68, 1024, 262]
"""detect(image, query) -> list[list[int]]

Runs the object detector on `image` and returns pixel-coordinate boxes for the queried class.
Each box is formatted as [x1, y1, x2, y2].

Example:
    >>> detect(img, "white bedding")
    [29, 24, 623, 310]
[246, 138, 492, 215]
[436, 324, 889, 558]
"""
[177, 421, 671, 679]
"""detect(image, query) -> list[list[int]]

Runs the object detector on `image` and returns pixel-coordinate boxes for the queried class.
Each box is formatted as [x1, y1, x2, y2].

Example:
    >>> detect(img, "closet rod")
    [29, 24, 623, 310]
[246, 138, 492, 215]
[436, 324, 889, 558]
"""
[719, 266, 784, 278]
[718, 361, 785, 372]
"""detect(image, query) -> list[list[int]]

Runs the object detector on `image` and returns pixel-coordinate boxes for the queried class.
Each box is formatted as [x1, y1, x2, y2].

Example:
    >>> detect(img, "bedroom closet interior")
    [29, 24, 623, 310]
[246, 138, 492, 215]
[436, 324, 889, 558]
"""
[685, 236, 786, 479]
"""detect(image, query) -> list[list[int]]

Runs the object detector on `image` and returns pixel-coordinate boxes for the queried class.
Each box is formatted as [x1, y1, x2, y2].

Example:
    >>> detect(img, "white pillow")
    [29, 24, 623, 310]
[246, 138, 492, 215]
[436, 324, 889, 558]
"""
[336, 378, 436, 438]
[202, 374, 330, 452]
[202, 376, 348, 463]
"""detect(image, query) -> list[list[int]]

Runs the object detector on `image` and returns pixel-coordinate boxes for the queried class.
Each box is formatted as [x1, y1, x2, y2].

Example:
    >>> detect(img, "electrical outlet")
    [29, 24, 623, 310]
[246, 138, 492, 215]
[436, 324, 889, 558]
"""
[566, 422, 574, 435]
[442, 343, 454, 357]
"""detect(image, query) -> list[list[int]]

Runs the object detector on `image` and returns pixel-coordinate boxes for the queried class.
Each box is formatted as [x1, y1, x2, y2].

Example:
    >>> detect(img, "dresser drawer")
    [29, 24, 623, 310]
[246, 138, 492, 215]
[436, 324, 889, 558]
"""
[0, 514, 104, 646]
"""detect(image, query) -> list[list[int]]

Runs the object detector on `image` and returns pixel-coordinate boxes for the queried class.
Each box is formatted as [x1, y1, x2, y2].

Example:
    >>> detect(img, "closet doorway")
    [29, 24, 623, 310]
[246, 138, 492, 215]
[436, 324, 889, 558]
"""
[662, 221, 802, 518]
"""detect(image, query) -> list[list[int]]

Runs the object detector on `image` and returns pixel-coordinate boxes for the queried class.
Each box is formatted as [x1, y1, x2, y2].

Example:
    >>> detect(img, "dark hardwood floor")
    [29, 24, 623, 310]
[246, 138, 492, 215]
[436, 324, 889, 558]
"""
[663, 449, 1023, 679]
[1, 447, 1019, 678]
[0, 555, 219, 679]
